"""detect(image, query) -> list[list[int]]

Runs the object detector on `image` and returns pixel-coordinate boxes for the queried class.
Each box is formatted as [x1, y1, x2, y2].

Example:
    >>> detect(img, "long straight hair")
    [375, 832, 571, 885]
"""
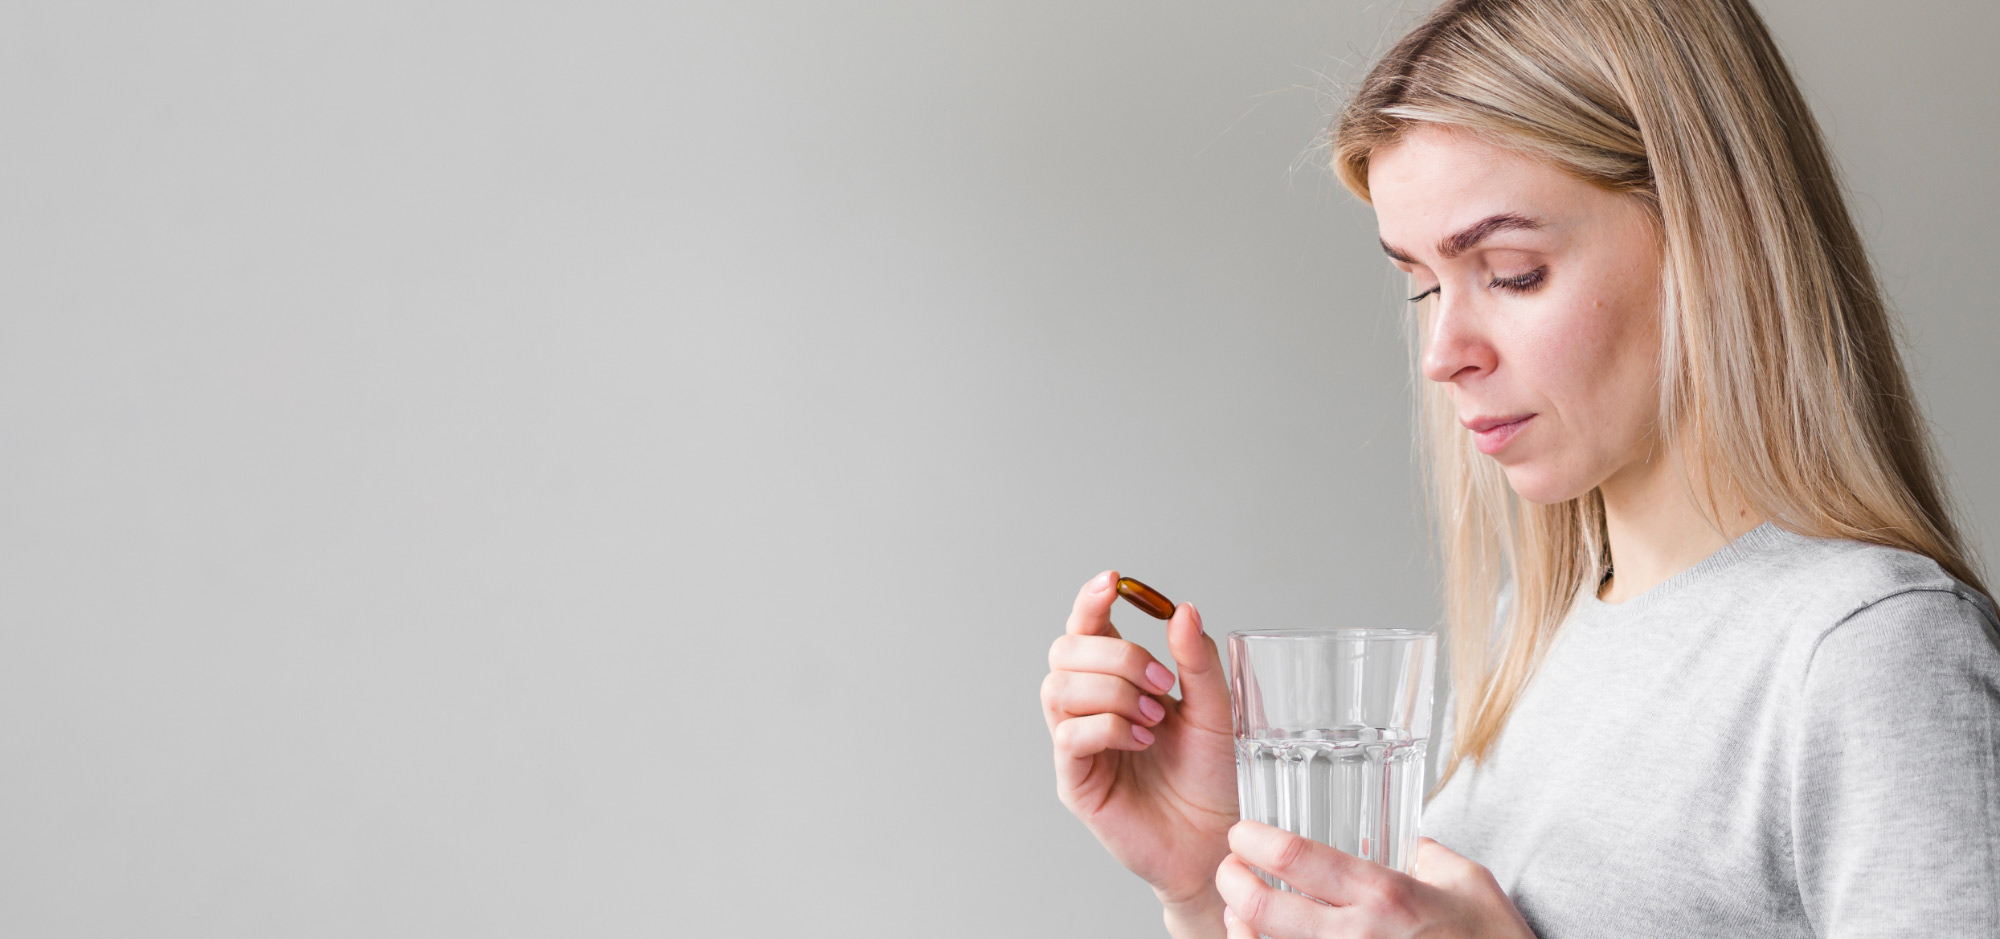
[1330, 0, 1988, 792]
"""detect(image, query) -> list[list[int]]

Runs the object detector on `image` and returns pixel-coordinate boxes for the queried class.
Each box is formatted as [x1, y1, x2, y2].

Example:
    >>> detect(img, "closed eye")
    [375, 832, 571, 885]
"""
[1408, 267, 1548, 304]
[1491, 266, 1548, 293]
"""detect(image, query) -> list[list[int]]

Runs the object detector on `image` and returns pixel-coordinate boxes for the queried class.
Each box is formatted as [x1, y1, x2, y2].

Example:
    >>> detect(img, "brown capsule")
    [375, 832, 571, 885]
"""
[1116, 576, 1177, 620]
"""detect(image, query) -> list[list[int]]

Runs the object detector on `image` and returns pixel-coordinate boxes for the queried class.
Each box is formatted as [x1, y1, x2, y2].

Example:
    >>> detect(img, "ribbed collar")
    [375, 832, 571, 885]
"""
[1572, 521, 1797, 616]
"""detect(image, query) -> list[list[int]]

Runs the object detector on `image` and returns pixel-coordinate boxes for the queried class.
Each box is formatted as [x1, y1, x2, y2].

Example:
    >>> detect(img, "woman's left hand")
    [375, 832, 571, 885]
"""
[1214, 820, 1536, 939]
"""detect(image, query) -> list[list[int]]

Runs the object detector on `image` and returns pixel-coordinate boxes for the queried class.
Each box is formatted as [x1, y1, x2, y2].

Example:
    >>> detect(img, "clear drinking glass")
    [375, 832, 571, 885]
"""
[1228, 628, 1438, 889]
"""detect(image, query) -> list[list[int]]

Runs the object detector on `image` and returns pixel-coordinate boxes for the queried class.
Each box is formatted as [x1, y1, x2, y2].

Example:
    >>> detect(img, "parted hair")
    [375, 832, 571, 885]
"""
[1330, 0, 1988, 793]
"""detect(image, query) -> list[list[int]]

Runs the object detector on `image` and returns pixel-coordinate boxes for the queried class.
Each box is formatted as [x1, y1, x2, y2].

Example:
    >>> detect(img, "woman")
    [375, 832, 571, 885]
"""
[1038, 0, 2000, 936]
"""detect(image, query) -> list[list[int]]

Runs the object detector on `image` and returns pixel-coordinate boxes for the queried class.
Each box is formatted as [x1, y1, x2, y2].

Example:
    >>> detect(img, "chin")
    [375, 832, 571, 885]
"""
[1498, 462, 1594, 506]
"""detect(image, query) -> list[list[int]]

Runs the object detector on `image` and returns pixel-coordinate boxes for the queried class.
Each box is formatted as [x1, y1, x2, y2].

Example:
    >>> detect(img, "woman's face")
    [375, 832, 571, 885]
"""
[1368, 125, 1665, 505]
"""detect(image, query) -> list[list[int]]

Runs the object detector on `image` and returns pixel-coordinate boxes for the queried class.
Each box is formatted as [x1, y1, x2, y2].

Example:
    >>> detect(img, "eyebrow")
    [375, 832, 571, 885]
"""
[1379, 212, 1545, 264]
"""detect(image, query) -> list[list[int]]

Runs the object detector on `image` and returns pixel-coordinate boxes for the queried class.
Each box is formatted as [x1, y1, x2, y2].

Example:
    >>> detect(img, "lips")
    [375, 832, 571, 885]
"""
[1462, 413, 1534, 455]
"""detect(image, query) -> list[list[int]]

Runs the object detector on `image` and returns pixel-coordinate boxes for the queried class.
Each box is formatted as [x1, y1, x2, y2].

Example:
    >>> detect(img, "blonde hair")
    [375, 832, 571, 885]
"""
[1331, 0, 1989, 791]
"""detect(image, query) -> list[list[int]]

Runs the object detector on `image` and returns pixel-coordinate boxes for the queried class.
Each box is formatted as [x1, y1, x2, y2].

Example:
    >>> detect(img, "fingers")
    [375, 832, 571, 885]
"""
[1164, 602, 1231, 733]
[1215, 854, 1339, 939]
[1227, 821, 1373, 906]
[1048, 633, 1177, 697]
[1065, 570, 1122, 638]
[1219, 836, 1503, 939]
[1413, 836, 1507, 903]
[1413, 837, 1468, 886]
[1051, 712, 1152, 791]
[1040, 670, 1168, 733]
[1052, 711, 1152, 757]
[1221, 906, 1258, 939]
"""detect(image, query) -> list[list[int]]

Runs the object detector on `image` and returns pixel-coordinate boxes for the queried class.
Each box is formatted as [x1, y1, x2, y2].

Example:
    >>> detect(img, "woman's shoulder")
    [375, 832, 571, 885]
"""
[1743, 525, 2000, 684]
[1745, 523, 1992, 621]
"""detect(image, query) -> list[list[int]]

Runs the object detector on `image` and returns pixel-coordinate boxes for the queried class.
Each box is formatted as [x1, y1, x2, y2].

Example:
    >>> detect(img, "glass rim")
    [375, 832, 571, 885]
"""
[1226, 627, 1435, 641]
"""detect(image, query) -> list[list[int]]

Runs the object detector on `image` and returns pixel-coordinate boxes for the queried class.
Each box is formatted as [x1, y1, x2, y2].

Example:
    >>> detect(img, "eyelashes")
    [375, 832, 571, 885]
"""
[1406, 266, 1549, 303]
[1492, 266, 1548, 293]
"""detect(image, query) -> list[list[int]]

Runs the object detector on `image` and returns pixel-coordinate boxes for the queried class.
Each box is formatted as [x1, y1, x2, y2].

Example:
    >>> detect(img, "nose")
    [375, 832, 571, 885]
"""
[1419, 293, 1496, 385]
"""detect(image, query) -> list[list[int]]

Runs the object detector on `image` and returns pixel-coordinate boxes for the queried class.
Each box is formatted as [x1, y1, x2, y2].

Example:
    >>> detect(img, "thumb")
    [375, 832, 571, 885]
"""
[1165, 602, 1231, 732]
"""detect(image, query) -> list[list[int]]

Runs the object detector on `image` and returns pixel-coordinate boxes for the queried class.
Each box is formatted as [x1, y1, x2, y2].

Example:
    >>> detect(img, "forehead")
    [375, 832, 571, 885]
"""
[1368, 126, 1583, 247]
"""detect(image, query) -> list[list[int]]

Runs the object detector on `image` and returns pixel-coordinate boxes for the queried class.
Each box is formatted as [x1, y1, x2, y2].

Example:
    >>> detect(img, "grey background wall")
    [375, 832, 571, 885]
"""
[3, 2, 1993, 936]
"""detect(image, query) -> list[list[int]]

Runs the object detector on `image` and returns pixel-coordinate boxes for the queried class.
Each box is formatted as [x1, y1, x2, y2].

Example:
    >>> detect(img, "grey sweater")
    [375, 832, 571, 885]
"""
[1421, 523, 2000, 938]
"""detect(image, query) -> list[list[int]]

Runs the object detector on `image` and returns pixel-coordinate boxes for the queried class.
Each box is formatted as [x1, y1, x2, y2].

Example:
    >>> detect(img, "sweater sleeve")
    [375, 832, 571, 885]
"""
[1791, 587, 2000, 938]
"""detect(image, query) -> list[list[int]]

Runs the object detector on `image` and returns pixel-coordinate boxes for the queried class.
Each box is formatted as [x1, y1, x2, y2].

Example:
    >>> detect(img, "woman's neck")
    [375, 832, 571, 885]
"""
[1595, 448, 1763, 604]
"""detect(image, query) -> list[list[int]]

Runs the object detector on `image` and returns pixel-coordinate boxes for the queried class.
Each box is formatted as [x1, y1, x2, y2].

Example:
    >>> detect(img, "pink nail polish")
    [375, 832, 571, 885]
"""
[1088, 571, 1113, 593]
[1139, 695, 1165, 723]
[1145, 662, 1175, 693]
[1131, 724, 1154, 745]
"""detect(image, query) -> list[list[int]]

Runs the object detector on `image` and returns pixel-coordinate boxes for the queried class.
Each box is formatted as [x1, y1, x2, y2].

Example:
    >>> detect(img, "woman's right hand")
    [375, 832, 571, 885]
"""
[1042, 570, 1239, 935]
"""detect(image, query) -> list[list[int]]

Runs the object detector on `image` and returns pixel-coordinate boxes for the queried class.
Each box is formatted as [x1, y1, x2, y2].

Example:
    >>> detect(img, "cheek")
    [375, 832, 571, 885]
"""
[1496, 294, 1659, 504]
[1517, 293, 1661, 439]
[1510, 300, 1621, 399]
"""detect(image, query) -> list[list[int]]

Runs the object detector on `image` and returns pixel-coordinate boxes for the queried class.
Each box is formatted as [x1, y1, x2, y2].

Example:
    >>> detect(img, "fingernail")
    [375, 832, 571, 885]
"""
[1189, 602, 1204, 635]
[1088, 571, 1113, 593]
[1145, 662, 1175, 693]
[1222, 906, 1239, 926]
[1139, 695, 1165, 723]
[1131, 724, 1154, 745]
